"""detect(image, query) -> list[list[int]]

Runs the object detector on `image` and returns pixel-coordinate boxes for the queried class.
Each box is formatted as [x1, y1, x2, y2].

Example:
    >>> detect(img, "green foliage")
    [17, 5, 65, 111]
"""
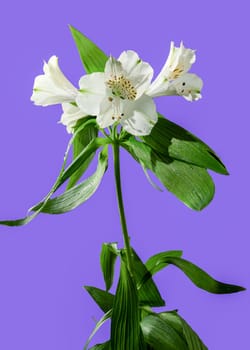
[84, 286, 114, 313]
[111, 258, 145, 350]
[159, 311, 208, 349]
[84, 310, 112, 350]
[122, 137, 215, 211]
[129, 249, 165, 307]
[70, 25, 108, 73]
[141, 314, 188, 350]
[143, 114, 228, 175]
[146, 254, 245, 294]
[67, 117, 98, 189]
[100, 243, 119, 291]
[89, 341, 110, 350]
[31, 146, 108, 214]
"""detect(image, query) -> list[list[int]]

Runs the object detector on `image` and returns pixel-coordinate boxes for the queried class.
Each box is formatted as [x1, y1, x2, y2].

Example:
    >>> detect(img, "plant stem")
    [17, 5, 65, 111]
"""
[112, 142, 134, 276]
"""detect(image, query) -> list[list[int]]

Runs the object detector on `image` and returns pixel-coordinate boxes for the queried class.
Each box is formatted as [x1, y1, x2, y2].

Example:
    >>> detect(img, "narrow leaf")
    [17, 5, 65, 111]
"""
[100, 243, 119, 291]
[123, 137, 215, 211]
[90, 341, 110, 350]
[31, 146, 108, 214]
[59, 137, 109, 186]
[145, 250, 183, 275]
[111, 258, 144, 350]
[84, 310, 112, 350]
[129, 249, 165, 307]
[147, 256, 245, 294]
[67, 117, 98, 189]
[0, 137, 108, 226]
[84, 286, 114, 313]
[0, 134, 74, 226]
[143, 114, 228, 175]
[160, 311, 208, 350]
[69, 25, 108, 73]
[141, 314, 188, 350]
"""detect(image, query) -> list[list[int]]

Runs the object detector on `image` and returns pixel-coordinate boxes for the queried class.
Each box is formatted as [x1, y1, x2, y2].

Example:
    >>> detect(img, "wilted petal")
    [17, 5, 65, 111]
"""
[31, 56, 77, 106]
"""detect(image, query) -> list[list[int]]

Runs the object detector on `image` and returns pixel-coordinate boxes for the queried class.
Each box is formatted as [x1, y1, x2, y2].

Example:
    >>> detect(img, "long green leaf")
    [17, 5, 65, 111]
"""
[145, 250, 183, 275]
[31, 147, 108, 214]
[90, 341, 110, 350]
[143, 114, 228, 175]
[128, 249, 165, 307]
[123, 137, 215, 211]
[146, 256, 245, 294]
[84, 310, 112, 350]
[67, 117, 98, 189]
[111, 258, 144, 350]
[0, 137, 108, 226]
[84, 286, 114, 313]
[100, 243, 119, 291]
[159, 311, 208, 350]
[0, 134, 74, 226]
[70, 25, 108, 73]
[141, 314, 188, 350]
[58, 137, 108, 186]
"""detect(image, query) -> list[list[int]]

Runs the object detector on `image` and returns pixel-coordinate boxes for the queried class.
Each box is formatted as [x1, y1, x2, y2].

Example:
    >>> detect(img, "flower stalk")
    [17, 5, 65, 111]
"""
[112, 141, 134, 277]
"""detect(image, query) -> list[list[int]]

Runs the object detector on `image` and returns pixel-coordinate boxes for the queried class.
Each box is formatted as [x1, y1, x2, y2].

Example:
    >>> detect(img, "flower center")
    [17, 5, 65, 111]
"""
[168, 66, 184, 80]
[106, 75, 137, 100]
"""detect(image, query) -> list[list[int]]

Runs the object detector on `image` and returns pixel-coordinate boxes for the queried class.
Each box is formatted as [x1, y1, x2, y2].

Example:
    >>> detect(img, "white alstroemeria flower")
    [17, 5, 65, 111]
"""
[147, 42, 203, 101]
[76, 51, 158, 136]
[31, 56, 78, 106]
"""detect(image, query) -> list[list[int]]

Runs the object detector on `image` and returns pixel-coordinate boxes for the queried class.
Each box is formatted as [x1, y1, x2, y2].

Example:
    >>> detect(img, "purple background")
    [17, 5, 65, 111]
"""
[0, 1, 248, 349]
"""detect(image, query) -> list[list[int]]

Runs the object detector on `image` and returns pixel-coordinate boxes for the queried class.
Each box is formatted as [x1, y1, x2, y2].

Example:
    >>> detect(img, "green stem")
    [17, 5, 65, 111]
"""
[112, 142, 134, 276]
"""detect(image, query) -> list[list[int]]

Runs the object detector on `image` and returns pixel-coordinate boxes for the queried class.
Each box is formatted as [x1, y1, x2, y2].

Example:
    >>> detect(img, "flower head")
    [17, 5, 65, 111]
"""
[31, 56, 78, 106]
[147, 42, 203, 101]
[76, 51, 157, 136]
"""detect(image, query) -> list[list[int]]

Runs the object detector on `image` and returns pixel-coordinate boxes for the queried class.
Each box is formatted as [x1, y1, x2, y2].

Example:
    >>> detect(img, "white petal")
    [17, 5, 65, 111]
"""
[147, 41, 196, 97]
[120, 95, 157, 136]
[96, 98, 116, 129]
[171, 73, 203, 101]
[60, 103, 87, 133]
[104, 56, 123, 78]
[118, 50, 153, 98]
[76, 72, 106, 115]
[31, 56, 77, 106]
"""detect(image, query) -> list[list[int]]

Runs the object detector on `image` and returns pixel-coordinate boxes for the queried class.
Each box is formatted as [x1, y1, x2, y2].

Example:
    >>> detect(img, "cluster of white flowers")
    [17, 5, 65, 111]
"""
[31, 42, 202, 136]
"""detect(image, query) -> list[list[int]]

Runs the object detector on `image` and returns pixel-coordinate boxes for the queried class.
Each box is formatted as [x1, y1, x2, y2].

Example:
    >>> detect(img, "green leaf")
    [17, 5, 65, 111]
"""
[0, 134, 74, 226]
[111, 258, 144, 350]
[84, 286, 114, 313]
[100, 243, 119, 291]
[84, 310, 112, 350]
[123, 137, 215, 211]
[31, 147, 108, 214]
[141, 314, 188, 350]
[159, 311, 208, 350]
[145, 250, 183, 275]
[0, 137, 109, 226]
[67, 117, 98, 189]
[129, 249, 165, 307]
[59, 137, 108, 186]
[146, 256, 245, 294]
[69, 25, 108, 73]
[143, 114, 228, 175]
[89, 341, 110, 350]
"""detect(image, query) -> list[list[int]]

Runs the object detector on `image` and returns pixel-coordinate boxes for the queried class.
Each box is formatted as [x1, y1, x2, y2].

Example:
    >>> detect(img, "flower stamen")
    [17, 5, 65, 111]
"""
[106, 75, 137, 100]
